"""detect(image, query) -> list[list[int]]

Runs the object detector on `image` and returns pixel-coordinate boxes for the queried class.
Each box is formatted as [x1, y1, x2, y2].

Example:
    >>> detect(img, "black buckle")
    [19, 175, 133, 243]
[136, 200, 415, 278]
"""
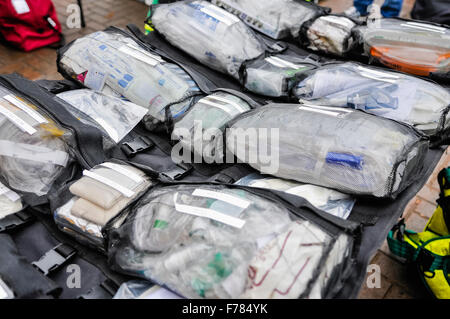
[32, 243, 76, 276]
[78, 279, 119, 299]
[160, 163, 192, 181]
[214, 173, 235, 184]
[0, 211, 34, 233]
[416, 248, 435, 273]
[121, 136, 154, 157]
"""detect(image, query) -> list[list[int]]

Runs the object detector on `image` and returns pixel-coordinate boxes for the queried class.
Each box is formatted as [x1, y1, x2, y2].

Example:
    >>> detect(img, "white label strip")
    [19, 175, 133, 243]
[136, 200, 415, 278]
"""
[199, 98, 234, 114]
[0, 103, 36, 135]
[174, 194, 246, 228]
[126, 43, 165, 63]
[192, 188, 251, 209]
[360, 72, 398, 84]
[200, 4, 239, 26]
[119, 45, 160, 67]
[299, 106, 341, 117]
[357, 66, 400, 79]
[321, 15, 354, 29]
[0, 140, 69, 166]
[405, 21, 447, 32]
[266, 57, 305, 70]
[3, 95, 47, 124]
[265, 57, 288, 68]
[83, 170, 135, 198]
[402, 22, 446, 33]
[206, 95, 247, 113]
[94, 117, 120, 143]
[0, 182, 20, 202]
[100, 162, 143, 183]
[299, 103, 353, 113]
[270, 56, 306, 69]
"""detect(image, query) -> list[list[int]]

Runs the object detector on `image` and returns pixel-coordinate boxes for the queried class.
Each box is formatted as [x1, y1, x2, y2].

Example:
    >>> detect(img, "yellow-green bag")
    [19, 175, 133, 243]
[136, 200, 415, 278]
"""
[388, 167, 450, 299]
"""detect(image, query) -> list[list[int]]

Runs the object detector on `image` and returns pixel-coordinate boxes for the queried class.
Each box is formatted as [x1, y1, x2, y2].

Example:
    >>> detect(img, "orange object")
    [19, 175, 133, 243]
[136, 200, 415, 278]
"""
[370, 45, 450, 77]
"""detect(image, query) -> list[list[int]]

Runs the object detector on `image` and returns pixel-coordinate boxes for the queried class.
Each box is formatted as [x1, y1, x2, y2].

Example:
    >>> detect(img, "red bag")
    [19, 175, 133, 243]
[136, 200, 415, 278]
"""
[0, 0, 63, 51]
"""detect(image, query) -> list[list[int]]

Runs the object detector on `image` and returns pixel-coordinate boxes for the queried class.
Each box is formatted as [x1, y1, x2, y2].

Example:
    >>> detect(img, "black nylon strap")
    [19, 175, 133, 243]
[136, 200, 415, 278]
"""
[78, 279, 119, 299]
[0, 233, 61, 298]
[0, 211, 34, 233]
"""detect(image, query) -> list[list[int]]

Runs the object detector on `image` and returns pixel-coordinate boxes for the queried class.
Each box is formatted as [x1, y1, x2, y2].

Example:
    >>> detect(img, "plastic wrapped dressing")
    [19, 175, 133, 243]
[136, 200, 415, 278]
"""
[109, 184, 352, 299]
[0, 86, 71, 197]
[305, 15, 356, 56]
[54, 163, 152, 247]
[58, 30, 200, 127]
[54, 198, 104, 240]
[172, 92, 251, 163]
[151, 0, 266, 79]
[226, 103, 428, 198]
[57, 89, 148, 143]
[211, 0, 322, 39]
[355, 18, 450, 77]
[235, 173, 355, 219]
[294, 63, 450, 136]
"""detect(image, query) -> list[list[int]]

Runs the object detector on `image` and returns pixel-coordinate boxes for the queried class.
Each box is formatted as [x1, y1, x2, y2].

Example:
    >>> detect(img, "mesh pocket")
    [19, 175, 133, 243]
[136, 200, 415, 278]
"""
[108, 184, 351, 299]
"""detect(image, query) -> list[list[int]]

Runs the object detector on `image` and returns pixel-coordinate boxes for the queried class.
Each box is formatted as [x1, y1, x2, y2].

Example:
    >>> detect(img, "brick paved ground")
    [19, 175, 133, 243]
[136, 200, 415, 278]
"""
[0, 0, 448, 299]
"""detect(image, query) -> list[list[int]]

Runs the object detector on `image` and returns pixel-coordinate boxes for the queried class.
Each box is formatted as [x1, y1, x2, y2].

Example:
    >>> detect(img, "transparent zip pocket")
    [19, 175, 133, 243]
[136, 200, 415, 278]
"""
[294, 62, 450, 136]
[58, 30, 199, 124]
[226, 103, 428, 198]
[0, 85, 72, 197]
[151, 0, 266, 79]
[211, 0, 321, 39]
[172, 92, 251, 163]
[109, 184, 352, 299]
[235, 173, 355, 219]
[244, 54, 317, 97]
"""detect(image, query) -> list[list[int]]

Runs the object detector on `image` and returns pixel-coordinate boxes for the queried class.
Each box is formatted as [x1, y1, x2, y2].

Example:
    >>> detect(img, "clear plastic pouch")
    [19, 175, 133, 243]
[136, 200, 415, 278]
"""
[0, 86, 72, 197]
[244, 54, 318, 97]
[172, 92, 251, 163]
[226, 104, 428, 198]
[235, 173, 355, 219]
[58, 30, 200, 126]
[151, 0, 266, 79]
[211, 0, 322, 39]
[355, 18, 450, 77]
[109, 184, 352, 299]
[57, 89, 148, 144]
[294, 62, 450, 135]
